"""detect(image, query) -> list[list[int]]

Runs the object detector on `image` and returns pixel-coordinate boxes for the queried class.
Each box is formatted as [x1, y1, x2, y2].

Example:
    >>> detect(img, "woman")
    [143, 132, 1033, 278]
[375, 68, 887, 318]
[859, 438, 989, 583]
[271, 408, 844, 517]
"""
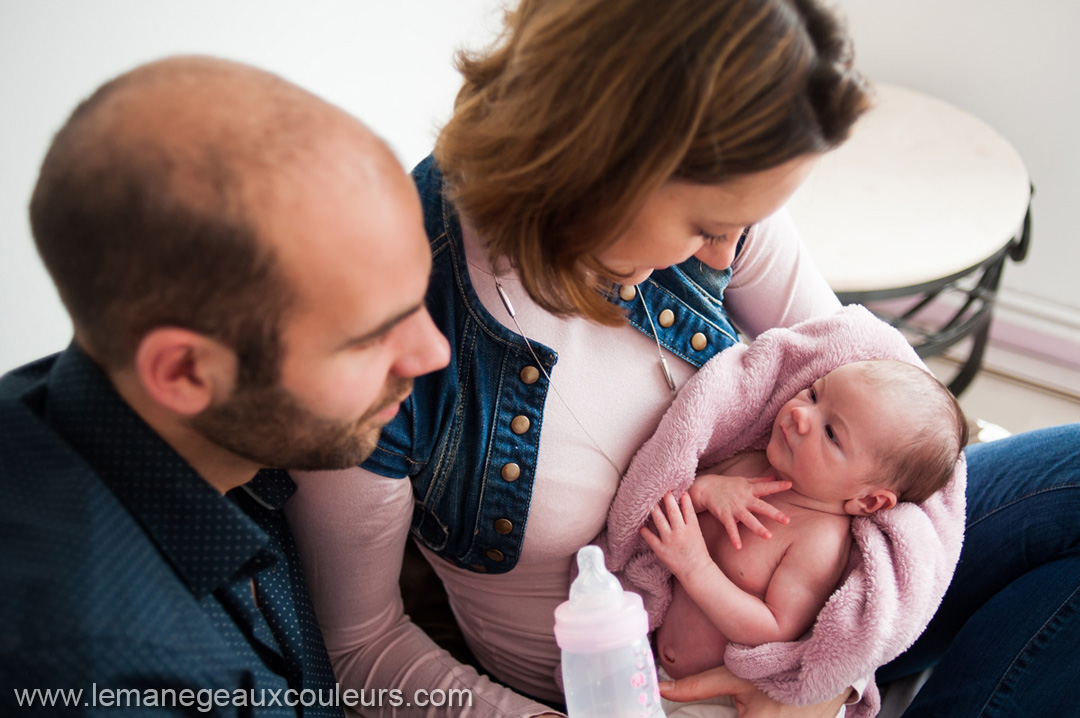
[287, 0, 1080, 716]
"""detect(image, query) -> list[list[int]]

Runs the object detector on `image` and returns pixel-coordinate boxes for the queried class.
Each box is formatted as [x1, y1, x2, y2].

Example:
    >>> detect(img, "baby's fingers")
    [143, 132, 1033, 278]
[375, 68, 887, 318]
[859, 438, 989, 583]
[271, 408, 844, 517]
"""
[662, 491, 686, 528]
[678, 492, 699, 528]
[748, 477, 792, 498]
[752, 498, 790, 526]
[721, 515, 743, 550]
[738, 511, 772, 541]
[640, 525, 661, 549]
[650, 502, 672, 534]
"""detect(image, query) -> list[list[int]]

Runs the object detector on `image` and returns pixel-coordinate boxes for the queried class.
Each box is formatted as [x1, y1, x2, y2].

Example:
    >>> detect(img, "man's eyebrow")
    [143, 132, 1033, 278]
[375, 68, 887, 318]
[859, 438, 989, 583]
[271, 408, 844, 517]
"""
[339, 303, 424, 350]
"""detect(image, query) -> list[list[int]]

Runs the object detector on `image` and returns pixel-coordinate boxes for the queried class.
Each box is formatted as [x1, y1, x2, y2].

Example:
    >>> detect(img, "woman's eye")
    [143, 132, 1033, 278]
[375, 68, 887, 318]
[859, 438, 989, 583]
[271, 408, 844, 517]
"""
[699, 231, 728, 245]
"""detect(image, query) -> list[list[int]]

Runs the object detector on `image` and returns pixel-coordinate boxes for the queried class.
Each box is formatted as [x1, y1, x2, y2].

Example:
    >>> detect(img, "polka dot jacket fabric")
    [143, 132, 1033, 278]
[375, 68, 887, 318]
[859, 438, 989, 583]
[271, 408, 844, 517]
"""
[0, 345, 341, 716]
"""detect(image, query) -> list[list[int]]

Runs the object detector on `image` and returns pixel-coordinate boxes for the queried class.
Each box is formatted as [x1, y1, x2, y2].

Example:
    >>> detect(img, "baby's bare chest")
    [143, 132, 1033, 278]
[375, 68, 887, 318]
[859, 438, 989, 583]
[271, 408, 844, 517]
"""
[697, 511, 796, 598]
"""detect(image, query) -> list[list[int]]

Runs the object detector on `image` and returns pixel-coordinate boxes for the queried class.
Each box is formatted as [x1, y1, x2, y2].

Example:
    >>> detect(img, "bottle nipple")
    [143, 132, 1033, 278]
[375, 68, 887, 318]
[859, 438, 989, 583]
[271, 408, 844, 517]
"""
[555, 546, 649, 654]
[569, 545, 623, 611]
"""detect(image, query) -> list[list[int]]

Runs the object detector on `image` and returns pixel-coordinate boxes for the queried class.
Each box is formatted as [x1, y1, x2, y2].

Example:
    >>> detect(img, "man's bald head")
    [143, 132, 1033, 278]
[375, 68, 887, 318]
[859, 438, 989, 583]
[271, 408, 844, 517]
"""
[30, 56, 387, 381]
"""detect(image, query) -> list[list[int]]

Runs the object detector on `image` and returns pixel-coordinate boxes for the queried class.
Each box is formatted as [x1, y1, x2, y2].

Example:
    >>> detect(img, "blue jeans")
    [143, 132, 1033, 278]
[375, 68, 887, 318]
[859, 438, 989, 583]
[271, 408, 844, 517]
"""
[878, 423, 1080, 716]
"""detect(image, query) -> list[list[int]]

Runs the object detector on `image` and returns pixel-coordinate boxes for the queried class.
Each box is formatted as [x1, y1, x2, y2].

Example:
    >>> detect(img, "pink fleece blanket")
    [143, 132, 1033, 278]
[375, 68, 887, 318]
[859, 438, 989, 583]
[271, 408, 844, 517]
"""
[597, 305, 966, 718]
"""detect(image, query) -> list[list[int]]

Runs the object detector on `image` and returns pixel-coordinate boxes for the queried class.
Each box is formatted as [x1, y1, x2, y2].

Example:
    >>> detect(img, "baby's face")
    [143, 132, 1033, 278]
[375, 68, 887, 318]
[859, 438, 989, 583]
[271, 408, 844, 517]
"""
[765, 363, 907, 503]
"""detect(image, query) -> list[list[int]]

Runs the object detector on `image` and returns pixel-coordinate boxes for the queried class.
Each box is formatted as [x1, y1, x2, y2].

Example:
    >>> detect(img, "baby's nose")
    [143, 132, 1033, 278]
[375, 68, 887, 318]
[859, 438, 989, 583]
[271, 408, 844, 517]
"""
[791, 406, 812, 434]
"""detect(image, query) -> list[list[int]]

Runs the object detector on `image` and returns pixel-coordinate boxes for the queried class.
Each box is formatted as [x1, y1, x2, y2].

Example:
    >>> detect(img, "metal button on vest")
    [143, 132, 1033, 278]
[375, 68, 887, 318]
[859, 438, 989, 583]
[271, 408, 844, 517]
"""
[494, 518, 513, 535]
[501, 462, 521, 482]
[511, 415, 531, 434]
[658, 309, 675, 328]
[520, 366, 540, 384]
[486, 548, 505, 562]
[470, 564, 488, 573]
[618, 284, 637, 301]
[691, 332, 708, 351]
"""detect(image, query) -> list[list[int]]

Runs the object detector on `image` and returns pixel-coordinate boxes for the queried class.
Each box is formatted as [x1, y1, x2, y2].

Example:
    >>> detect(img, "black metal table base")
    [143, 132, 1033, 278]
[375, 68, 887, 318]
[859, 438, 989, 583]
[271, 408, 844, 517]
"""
[835, 194, 1032, 398]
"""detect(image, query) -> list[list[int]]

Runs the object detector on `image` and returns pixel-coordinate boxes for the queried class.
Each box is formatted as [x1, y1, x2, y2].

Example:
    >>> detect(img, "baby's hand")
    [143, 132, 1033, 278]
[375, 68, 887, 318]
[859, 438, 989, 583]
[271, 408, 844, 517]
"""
[688, 473, 790, 549]
[640, 492, 712, 580]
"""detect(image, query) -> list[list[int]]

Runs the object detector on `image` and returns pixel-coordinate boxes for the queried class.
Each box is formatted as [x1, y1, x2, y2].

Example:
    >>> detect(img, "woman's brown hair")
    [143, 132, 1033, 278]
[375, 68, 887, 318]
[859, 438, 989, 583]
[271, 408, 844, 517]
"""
[436, 0, 870, 324]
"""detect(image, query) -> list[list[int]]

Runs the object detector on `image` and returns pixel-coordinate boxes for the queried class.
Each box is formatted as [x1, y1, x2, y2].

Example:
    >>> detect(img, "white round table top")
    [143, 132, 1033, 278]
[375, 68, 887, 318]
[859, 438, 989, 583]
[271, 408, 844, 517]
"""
[786, 83, 1031, 294]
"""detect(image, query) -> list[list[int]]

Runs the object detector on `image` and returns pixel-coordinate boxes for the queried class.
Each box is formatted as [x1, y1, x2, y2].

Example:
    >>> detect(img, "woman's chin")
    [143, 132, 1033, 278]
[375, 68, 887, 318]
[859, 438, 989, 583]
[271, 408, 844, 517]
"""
[607, 268, 656, 286]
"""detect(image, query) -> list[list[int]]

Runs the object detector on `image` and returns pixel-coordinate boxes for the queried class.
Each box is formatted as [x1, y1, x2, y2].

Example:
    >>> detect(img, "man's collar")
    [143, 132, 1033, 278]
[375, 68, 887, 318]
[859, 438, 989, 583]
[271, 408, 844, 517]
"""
[43, 344, 285, 597]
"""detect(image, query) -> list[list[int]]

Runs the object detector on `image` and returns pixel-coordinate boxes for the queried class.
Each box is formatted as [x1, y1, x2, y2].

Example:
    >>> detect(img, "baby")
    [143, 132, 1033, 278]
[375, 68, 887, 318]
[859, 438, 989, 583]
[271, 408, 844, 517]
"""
[642, 359, 968, 690]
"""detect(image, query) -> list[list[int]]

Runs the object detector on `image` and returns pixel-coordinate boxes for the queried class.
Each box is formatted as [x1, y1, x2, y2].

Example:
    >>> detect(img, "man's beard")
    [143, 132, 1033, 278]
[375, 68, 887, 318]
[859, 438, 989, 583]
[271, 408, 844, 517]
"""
[191, 375, 412, 471]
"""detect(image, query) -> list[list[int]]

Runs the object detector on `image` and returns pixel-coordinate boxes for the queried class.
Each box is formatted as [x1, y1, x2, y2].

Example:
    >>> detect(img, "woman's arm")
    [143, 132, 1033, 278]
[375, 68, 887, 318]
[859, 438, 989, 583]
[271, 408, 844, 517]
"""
[285, 467, 558, 718]
[724, 208, 841, 339]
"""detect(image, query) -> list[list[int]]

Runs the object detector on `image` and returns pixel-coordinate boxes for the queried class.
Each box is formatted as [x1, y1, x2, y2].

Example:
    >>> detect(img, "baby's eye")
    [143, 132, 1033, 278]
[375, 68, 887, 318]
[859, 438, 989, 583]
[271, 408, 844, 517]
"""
[808, 387, 818, 403]
[825, 425, 839, 445]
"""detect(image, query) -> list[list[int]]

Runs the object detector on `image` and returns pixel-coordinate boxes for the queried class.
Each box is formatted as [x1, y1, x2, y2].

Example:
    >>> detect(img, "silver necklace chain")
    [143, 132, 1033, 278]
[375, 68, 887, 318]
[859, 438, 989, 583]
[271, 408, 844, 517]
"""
[491, 276, 622, 475]
[468, 259, 678, 477]
[638, 292, 678, 393]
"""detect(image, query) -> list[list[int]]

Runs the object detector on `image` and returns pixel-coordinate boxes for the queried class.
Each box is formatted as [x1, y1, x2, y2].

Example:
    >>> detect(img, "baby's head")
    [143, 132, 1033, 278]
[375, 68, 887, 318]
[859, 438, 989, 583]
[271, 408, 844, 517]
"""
[766, 359, 967, 515]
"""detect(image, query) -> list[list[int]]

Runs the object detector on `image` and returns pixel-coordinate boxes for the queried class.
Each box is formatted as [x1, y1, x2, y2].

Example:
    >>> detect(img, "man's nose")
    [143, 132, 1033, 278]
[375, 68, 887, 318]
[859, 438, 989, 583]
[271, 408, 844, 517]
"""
[392, 309, 450, 378]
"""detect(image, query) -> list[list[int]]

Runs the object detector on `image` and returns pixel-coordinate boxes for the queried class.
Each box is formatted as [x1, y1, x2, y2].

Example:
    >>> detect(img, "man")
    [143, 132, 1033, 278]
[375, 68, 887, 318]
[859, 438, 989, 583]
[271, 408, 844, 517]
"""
[0, 56, 449, 715]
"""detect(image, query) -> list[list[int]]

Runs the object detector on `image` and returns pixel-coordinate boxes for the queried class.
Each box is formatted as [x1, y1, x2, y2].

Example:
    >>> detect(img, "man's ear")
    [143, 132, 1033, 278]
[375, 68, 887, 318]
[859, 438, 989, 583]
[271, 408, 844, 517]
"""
[844, 488, 898, 516]
[133, 328, 238, 416]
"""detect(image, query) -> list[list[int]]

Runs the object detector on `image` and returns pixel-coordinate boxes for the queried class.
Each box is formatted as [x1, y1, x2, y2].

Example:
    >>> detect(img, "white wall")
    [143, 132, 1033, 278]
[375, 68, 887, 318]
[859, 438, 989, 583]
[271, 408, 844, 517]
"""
[3, 1, 1078, 373]
[0, 0, 505, 372]
[833, 0, 1080, 343]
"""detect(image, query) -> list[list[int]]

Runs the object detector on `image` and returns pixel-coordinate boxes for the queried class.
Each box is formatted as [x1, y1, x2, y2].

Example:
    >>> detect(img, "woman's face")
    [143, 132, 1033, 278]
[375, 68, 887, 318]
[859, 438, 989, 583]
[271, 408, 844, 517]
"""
[595, 155, 819, 285]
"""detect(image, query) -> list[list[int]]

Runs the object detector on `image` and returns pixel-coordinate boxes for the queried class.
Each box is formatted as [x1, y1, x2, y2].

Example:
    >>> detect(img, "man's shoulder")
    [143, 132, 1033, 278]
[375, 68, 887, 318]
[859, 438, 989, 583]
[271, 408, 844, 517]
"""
[0, 353, 86, 500]
[0, 428, 180, 619]
[0, 355, 198, 643]
[0, 459, 221, 679]
[0, 353, 58, 418]
[0, 353, 93, 498]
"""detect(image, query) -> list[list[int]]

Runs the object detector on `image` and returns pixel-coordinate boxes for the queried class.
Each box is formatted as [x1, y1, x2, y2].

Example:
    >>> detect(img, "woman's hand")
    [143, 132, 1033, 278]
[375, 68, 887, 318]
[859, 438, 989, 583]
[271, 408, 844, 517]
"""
[659, 665, 851, 718]
[640, 492, 714, 580]
[689, 473, 791, 549]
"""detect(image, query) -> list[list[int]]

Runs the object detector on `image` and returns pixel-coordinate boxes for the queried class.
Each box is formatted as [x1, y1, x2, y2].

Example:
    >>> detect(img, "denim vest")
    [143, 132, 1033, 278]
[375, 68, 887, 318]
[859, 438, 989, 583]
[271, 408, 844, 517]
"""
[362, 155, 741, 574]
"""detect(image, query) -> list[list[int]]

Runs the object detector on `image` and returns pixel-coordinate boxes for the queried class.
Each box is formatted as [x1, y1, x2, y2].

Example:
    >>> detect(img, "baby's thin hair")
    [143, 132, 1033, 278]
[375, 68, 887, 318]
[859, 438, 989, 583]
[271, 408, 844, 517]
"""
[857, 360, 968, 503]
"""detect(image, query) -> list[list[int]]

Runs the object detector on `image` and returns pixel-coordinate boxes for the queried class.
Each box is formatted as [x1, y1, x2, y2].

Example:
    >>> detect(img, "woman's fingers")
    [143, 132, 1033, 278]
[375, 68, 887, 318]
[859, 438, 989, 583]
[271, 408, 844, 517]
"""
[658, 665, 753, 702]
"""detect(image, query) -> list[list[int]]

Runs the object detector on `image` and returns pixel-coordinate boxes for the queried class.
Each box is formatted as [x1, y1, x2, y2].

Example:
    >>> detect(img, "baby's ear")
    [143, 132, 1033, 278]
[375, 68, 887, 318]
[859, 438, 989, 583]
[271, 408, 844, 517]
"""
[844, 489, 898, 516]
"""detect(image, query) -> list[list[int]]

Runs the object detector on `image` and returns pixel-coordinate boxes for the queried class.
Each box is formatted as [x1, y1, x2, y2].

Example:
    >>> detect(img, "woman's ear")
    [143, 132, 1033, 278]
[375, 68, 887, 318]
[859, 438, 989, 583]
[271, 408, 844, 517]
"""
[844, 488, 898, 516]
[133, 328, 238, 416]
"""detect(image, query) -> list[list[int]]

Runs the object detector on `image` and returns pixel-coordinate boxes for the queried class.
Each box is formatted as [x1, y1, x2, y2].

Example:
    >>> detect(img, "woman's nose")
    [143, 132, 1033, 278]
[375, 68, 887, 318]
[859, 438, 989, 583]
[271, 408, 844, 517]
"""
[694, 240, 738, 272]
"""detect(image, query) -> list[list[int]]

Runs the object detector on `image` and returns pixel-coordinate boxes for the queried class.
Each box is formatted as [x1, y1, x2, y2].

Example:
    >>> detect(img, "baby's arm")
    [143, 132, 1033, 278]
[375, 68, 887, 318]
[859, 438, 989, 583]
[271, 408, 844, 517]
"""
[642, 492, 847, 646]
[689, 471, 790, 549]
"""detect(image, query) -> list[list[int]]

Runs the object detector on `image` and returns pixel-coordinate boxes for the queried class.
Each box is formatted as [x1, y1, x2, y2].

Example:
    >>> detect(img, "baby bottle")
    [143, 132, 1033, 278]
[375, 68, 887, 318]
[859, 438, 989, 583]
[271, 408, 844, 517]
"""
[554, 545, 664, 718]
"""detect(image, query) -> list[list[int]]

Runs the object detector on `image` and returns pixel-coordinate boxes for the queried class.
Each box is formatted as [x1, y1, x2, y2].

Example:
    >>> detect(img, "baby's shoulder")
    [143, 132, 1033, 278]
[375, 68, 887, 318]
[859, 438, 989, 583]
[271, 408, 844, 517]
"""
[786, 512, 852, 564]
